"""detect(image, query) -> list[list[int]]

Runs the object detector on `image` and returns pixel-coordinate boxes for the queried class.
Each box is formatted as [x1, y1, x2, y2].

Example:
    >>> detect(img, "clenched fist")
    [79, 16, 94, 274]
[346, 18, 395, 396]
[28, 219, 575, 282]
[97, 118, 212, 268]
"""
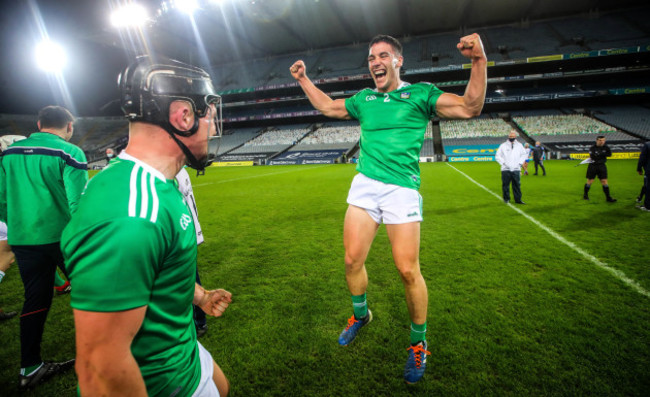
[290, 60, 307, 80]
[457, 33, 487, 62]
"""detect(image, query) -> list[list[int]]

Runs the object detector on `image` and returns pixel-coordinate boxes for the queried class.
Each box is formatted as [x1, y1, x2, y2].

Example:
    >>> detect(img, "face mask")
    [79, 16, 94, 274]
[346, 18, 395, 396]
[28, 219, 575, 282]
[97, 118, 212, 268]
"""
[508, 138, 515, 142]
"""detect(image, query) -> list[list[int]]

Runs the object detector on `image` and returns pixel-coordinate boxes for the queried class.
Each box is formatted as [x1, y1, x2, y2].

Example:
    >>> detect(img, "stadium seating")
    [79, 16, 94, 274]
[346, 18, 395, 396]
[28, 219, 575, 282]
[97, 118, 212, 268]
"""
[513, 114, 615, 136]
[590, 105, 650, 139]
[511, 114, 636, 144]
[440, 117, 513, 139]
[216, 128, 263, 155]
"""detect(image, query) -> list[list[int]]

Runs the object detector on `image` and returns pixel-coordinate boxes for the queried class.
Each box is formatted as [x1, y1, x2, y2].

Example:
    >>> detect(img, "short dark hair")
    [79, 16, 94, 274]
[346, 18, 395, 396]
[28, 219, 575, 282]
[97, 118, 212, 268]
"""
[368, 35, 402, 56]
[596, 135, 606, 140]
[38, 106, 74, 130]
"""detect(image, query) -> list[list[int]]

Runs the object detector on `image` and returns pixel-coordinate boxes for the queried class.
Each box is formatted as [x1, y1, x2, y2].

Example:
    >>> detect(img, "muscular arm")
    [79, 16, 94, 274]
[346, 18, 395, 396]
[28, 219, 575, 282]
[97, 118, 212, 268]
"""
[74, 307, 148, 397]
[435, 33, 488, 120]
[290, 61, 350, 120]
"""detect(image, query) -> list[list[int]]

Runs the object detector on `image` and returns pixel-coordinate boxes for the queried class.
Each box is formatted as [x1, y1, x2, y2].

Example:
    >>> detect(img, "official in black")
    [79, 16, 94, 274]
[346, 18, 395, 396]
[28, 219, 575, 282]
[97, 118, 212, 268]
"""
[584, 136, 616, 202]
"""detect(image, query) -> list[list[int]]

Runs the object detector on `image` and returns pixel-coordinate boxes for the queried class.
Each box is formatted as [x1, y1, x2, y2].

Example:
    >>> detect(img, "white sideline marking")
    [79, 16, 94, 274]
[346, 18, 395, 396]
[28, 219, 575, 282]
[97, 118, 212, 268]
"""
[193, 164, 332, 187]
[446, 163, 650, 298]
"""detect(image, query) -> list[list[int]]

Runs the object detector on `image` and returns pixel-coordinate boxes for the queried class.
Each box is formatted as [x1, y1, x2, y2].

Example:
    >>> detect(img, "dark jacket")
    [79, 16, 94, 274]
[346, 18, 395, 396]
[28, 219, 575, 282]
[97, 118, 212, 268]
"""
[637, 141, 650, 173]
[589, 144, 612, 165]
[531, 145, 545, 161]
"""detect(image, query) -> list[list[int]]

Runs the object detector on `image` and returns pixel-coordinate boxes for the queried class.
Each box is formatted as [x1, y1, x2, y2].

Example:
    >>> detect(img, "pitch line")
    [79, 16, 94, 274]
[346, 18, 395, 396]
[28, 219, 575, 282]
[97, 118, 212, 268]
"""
[193, 164, 332, 187]
[446, 163, 650, 298]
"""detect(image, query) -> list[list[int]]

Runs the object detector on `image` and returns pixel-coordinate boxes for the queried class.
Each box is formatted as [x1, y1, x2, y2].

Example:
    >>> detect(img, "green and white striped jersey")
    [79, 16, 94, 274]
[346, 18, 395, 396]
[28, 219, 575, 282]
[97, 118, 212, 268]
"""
[62, 152, 201, 396]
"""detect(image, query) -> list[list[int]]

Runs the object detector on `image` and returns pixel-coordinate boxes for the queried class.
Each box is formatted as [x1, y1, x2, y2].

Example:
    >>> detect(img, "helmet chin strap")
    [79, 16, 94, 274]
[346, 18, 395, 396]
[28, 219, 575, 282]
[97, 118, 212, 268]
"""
[159, 117, 206, 171]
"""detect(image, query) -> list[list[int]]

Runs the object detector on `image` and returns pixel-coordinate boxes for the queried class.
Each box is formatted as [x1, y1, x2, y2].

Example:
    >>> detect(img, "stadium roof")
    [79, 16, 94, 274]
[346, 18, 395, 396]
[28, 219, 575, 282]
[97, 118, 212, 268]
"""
[0, 0, 647, 117]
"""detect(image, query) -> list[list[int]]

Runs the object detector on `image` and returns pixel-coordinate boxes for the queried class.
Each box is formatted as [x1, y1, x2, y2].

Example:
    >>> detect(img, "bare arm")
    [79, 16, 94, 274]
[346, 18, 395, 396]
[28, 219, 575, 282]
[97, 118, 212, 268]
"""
[290, 60, 350, 120]
[435, 33, 488, 120]
[74, 307, 148, 397]
[194, 282, 232, 317]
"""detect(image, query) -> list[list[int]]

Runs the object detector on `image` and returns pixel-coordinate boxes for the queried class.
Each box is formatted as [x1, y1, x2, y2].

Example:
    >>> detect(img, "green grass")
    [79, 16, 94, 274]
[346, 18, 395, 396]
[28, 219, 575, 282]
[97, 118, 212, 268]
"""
[1, 160, 649, 396]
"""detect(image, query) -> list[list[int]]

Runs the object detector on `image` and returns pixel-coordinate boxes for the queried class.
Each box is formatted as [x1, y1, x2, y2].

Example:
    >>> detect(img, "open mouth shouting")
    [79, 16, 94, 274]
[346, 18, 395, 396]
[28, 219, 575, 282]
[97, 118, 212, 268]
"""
[372, 68, 388, 85]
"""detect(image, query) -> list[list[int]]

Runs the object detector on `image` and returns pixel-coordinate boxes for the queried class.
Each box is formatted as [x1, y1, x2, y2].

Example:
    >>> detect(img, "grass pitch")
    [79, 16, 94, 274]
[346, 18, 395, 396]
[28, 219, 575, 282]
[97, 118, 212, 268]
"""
[0, 159, 648, 396]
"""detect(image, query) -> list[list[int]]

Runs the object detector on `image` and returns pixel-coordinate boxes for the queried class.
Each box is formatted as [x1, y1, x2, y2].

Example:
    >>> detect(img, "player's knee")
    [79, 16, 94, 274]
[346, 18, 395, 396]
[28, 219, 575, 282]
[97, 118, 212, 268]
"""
[344, 253, 364, 272]
[396, 263, 421, 285]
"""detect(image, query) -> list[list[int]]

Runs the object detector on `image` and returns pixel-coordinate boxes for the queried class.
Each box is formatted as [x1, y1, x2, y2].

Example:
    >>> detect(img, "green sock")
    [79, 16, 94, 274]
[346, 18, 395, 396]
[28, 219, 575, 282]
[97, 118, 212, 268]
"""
[54, 271, 66, 287]
[351, 293, 368, 319]
[21, 362, 43, 377]
[410, 321, 427, 344]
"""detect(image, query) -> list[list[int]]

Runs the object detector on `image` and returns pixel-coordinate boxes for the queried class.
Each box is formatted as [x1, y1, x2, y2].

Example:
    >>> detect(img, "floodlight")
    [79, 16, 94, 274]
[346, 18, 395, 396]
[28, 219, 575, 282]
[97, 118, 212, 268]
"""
[35, 40, 66, 73]
[174, 0, 200, 15]
[110, 3, 148, 28]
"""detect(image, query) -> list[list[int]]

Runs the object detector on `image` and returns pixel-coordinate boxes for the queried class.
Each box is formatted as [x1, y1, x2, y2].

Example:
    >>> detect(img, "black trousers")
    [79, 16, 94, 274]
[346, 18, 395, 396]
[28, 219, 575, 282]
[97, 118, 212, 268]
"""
[12, 243, 68, 368]
[534, 159, 546, 175]
[643, 171, 650, 208]
[501, 170, 522, 202]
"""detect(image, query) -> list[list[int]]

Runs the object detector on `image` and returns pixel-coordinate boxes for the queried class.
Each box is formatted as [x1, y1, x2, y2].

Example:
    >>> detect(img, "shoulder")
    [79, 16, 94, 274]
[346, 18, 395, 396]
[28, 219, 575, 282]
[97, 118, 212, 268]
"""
[58, 141, 87, 165]
[348, 88, 373, 99]
[78, 160, 172, 225]
[410, 82, 442, 92]
[175, 167, 190, 184]
[175, 168, 192, 195]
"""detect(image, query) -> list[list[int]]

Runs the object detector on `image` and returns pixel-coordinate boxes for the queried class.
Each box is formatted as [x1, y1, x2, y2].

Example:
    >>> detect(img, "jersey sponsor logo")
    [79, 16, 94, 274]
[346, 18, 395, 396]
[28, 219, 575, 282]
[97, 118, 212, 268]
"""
[365, 95, 377, 101]
[400, 92, 411, 99]
[179, 214, 192, 230]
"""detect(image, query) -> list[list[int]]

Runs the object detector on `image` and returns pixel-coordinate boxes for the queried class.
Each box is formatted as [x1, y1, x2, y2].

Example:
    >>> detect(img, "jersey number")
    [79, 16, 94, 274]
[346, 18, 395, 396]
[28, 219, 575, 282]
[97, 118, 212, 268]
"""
[384, 93, 390, 103]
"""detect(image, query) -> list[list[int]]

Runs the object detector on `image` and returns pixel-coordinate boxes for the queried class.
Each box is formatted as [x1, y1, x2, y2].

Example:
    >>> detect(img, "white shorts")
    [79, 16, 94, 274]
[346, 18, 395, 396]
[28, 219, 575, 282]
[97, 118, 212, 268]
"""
[346, 173, 423, 224]
[0, 221, 7, 241]
[191, 342, 220, 397]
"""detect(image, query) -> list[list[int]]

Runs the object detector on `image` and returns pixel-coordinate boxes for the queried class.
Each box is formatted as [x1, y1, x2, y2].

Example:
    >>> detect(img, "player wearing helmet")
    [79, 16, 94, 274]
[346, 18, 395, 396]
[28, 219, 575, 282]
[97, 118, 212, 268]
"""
[62, 56, 231, 397]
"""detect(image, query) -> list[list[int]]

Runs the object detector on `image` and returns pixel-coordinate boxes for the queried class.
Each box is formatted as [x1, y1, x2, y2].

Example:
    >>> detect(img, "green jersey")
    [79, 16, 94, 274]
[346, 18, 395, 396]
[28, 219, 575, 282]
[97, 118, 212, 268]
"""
[0, 132, 88, 245]
[61, 153, 201, 396]
[345, 82, 443, 190]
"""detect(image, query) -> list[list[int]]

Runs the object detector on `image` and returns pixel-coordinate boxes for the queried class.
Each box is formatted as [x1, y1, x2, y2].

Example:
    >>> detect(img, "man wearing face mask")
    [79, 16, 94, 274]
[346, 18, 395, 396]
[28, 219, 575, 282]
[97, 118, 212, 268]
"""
[496, 131, 528, 204]
[290, 33, 487, 384]
[62, 57, 231, 396]
[0, 105, 86, 389]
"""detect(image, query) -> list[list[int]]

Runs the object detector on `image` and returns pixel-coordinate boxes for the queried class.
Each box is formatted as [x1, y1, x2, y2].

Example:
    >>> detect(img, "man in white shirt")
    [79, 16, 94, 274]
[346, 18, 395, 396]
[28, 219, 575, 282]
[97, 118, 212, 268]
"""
[495, 131, 528, 204]
[176, 167, 208, 337]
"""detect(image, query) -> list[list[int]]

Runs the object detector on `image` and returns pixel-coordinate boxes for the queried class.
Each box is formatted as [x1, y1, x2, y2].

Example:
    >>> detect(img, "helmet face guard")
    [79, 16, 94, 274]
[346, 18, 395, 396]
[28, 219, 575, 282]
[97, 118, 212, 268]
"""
[119, 56, 222, 170]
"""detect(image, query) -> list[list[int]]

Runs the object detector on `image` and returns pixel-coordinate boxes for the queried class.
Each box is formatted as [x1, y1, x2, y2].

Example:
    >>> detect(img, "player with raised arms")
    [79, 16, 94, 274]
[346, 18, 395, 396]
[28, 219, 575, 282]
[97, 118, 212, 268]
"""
[290, 33, 487, 383]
